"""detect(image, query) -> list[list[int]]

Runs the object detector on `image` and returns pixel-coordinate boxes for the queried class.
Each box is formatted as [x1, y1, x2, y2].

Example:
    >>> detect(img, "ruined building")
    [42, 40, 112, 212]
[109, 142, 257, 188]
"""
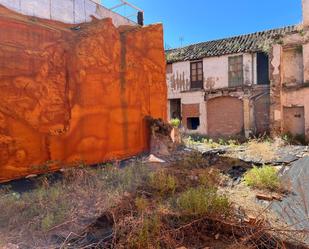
[270, 0, 309, 141]
[166, 1, 308, 140]
[0, 0, 166, 182]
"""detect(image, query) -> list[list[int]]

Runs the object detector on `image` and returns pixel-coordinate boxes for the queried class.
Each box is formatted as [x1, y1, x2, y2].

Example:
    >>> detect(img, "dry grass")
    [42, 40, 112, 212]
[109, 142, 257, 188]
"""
[177, 151, 209, 169]
[1, 150, 307, 249]
[245, 139, 278, 162]
[0, 162, 151, 248]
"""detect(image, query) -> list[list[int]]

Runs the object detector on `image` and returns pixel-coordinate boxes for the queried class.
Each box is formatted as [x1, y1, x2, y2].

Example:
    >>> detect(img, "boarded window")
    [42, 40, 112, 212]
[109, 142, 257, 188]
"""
[190, 61, 203, 89]
[228, 55, 243, 87]
[166, 64, 173, 74]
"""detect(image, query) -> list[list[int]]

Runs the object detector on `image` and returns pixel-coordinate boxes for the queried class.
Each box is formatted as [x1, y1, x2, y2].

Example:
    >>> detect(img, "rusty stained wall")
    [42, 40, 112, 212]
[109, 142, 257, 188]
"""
[0, 6, 166, 182]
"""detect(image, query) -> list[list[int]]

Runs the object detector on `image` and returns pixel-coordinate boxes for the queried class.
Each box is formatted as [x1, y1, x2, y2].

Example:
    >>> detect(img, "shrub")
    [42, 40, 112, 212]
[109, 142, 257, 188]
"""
[244, 166, 282, 191]
[198, 169, 222, 188]
[129, 215, 161, 248]
[148, 170, 177, 195]
[135, 197, 149, 213]
[176, 187, 230, 217]
[170, 118, 181, 128]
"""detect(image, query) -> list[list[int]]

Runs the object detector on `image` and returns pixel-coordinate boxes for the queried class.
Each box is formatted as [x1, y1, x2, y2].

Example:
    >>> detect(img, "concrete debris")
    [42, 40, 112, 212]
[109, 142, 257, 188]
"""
[145, 154, 166, 163]
[256, 193, 283, 202]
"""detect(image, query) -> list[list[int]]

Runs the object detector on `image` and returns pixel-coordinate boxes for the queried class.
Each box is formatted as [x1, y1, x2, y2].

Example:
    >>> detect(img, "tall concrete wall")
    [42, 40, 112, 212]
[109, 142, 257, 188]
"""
[0, 6, 166, 182]
[0, 0, 136, 26]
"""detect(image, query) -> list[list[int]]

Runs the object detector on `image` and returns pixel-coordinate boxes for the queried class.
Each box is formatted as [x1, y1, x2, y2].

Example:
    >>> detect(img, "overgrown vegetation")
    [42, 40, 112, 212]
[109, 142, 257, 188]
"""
[170, 118, 180, 128]
[176, 186, 230, 217]
[0, 162, 151, 246]
[0, 143, 306, 248]
[282, 132, 307, 145]
[244, 165, 282, 191]
[148, 170, 178, 195]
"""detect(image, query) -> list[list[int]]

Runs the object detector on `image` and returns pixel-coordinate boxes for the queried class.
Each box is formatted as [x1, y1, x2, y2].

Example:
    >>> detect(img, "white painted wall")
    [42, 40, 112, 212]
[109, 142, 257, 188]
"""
[0, 0, 136, 27]
[167, 52, 258, 134]
[167, 52, 257, 99]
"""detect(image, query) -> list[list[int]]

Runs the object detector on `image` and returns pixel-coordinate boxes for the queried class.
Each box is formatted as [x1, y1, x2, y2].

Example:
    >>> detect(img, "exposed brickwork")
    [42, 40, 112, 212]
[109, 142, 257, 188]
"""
[207, 97, 244, 137]
[182, 104, 200, 129]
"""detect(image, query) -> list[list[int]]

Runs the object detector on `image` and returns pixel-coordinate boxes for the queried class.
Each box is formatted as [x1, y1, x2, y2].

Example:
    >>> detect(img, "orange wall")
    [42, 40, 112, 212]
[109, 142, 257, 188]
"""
[0, 6, 167, 182]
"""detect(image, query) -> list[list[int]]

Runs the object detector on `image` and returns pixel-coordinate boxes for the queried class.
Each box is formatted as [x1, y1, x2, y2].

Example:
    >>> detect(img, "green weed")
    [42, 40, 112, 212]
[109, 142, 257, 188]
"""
[244, 166, 282, 191]
[176, 187, 230, 217]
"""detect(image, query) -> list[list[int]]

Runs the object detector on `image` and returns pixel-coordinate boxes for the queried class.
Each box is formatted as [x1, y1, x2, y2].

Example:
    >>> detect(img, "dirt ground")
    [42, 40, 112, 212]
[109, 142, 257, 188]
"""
[1, 136, 309, 248]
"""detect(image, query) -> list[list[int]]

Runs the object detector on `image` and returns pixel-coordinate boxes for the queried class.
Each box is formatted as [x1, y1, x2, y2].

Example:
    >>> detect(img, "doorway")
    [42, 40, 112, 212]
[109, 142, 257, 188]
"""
[283, 106, 305, 136]
[169, 99, 181, 120]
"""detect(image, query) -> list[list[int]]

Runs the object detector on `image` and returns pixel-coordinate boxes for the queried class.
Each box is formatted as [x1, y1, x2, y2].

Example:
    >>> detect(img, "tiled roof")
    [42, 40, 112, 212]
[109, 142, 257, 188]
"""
[166, 25, 298, 63]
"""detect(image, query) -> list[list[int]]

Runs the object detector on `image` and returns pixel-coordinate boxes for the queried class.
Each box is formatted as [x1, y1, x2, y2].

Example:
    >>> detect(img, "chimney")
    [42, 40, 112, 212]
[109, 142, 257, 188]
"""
[303, 0, 309, 27]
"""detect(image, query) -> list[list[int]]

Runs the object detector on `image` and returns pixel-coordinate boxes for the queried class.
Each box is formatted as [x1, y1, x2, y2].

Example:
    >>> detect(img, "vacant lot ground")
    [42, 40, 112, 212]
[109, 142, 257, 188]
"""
[1, 138, 309, 248]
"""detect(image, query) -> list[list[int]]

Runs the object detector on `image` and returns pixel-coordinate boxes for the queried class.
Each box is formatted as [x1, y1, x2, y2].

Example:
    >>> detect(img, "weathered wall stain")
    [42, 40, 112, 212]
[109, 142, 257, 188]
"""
[169, 72, 190, 91]
[0, 6, 167, 182]
[205, 77, 217, 89]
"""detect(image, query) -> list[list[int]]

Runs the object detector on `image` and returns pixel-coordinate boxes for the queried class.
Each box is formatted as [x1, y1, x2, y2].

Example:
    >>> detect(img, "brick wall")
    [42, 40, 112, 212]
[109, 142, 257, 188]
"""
[182, 104, 200, 129]
[207, 97, 244, 137]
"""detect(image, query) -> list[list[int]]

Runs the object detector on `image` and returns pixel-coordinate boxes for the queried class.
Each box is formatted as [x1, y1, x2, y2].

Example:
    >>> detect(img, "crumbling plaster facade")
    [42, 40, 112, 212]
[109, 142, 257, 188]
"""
[167, 52, 270, 137]
[270, 10, 309, 141]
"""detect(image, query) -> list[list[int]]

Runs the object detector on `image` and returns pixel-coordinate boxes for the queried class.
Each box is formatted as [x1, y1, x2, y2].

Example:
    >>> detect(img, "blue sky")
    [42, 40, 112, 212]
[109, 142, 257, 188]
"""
[104, 0, 303, 49]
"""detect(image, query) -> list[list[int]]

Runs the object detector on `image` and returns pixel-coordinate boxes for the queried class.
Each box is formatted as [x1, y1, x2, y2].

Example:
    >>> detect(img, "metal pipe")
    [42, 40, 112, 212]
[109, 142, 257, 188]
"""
[121, 0, 143, 12]
[109, 2, 126, 10]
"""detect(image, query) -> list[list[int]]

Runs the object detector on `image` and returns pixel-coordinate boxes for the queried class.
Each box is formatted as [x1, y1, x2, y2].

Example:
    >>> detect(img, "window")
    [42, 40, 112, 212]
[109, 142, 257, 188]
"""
[187, 117, 200, 130]
[257, 52, 270, 85]
[190, 61, 203, 89]
[228, 55, 243, 87]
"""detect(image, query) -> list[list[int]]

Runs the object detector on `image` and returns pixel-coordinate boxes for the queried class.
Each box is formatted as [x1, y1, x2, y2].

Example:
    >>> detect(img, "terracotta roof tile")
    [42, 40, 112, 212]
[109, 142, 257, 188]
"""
[166, 25, 298, 63]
